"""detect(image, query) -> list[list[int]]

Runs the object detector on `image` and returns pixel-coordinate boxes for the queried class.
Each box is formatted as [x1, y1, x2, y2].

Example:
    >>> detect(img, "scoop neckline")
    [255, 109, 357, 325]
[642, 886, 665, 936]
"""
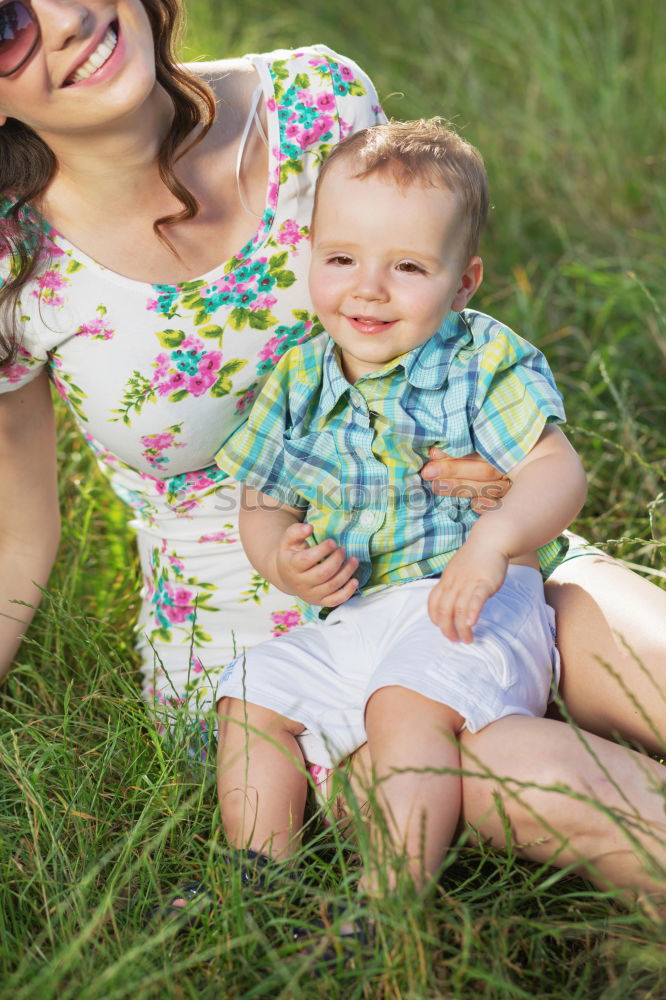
[38, 55, 278, 292]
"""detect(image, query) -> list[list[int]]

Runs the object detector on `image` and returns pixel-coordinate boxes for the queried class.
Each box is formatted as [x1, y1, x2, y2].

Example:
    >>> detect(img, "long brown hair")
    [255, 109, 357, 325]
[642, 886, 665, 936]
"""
[0, 0, 216, 367]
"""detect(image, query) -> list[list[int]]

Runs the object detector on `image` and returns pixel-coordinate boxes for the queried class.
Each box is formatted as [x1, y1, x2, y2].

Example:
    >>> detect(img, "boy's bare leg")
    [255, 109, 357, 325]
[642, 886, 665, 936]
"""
[363, 686, 464, 893]
[217, 697, 307, 860]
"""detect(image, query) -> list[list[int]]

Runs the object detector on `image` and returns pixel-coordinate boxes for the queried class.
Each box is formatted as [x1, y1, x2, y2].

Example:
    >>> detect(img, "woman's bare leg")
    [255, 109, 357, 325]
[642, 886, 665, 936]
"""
[460, 715, 666, 906]
[546, 553, 666, 752]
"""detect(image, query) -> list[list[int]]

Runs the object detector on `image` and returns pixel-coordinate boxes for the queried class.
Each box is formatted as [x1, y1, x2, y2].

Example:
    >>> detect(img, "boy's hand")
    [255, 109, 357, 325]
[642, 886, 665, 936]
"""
[274, 522, 359, 607]
[428, 541, 509, 643]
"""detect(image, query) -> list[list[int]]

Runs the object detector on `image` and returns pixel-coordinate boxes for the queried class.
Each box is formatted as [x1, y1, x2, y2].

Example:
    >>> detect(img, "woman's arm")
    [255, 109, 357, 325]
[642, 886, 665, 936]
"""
[429, 425, 587, 641]
[0, 373, 60, 682]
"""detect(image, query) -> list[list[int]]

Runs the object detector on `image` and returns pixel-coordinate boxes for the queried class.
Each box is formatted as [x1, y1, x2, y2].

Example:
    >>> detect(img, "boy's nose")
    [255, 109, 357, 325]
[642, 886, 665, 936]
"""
[352, 266, 388, 302]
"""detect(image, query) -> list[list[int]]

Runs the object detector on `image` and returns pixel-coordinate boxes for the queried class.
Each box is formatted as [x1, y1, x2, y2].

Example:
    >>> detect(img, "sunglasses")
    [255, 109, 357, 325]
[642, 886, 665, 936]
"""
[0, 1, 39, 78]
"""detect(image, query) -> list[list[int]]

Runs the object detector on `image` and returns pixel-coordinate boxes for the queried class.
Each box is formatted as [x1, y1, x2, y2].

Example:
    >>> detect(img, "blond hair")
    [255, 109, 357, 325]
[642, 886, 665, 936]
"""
[313, 118, 489, 261]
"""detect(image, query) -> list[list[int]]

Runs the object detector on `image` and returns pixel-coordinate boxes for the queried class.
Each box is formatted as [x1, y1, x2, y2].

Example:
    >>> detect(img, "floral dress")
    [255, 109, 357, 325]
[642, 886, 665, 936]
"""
[0, 46, 383, 725]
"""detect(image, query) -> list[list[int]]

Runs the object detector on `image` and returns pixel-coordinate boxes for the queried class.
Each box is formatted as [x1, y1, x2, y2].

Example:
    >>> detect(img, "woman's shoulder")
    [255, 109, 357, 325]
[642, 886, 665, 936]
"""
[187, 45, 381, 110]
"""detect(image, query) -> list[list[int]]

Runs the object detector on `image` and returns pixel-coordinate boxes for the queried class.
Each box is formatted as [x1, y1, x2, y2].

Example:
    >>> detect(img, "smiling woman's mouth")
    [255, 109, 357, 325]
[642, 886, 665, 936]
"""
[65, 22, 119, 86]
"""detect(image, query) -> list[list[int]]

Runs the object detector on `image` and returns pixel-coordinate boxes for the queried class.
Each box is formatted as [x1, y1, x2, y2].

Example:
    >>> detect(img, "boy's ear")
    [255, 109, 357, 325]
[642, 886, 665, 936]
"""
[451, 256, 483, 311]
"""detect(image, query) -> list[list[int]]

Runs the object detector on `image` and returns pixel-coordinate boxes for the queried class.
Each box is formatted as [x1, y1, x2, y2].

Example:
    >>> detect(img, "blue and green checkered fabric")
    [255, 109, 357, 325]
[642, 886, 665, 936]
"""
[217, 309, 567, 617]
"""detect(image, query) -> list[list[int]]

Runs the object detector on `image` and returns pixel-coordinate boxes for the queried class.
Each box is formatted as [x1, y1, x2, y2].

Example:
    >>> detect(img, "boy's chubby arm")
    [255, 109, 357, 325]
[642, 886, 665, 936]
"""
[240, 486, 359, 607]
[428, 424, 587, 643]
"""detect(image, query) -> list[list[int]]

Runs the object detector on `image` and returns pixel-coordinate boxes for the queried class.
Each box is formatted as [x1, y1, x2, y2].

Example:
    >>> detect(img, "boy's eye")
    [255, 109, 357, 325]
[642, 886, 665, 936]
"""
[396, 261, 424, 274]
[327, 254, 354, 266]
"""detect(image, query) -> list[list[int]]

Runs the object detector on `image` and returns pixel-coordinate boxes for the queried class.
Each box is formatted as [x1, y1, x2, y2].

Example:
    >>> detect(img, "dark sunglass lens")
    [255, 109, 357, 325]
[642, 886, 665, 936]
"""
[0, 2, 37, 75]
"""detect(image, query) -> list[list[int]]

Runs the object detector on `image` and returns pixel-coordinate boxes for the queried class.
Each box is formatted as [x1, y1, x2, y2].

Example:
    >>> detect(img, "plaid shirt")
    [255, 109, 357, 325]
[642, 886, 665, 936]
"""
[217, 309, 567, 616]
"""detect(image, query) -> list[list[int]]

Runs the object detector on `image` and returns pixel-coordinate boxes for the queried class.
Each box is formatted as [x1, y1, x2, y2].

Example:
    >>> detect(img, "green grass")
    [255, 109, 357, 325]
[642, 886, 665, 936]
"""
[1, 0, 665, 996]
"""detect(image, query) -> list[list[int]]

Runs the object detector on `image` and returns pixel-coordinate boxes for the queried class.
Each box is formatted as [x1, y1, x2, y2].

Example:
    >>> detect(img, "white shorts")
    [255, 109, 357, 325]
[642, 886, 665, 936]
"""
[216, 565, 560, 768]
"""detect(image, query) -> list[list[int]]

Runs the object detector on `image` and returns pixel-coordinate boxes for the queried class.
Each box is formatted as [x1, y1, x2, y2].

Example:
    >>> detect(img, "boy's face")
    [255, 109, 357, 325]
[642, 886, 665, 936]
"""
[309, 162, 483, 383]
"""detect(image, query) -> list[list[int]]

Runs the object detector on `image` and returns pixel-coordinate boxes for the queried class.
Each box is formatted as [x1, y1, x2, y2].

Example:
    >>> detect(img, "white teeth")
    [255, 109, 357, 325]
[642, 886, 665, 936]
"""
[69, 26, 117, 84]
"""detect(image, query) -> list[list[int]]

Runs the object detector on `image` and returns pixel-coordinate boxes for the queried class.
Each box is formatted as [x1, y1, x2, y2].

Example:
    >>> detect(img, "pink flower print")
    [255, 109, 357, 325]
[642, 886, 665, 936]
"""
[168, 372, 187, 391]
[33, 268, 67, 306]
[313, 115, 333, 136]
[162, 582, 195, 624]
[308, 763, 331, 788]
[235, 388, 257, 414]
[277, 220, 305, 249]
[76, 315, 115, 340]
[266, 97, 277, 112]
[141, 424, 184, 469]
[181, 334, 204, 350]
[317, 93, 335, 112]
[340, 65, 354, 82]
[191, 657, 204, 675]
[199, 530, 236, 544]
[168, 555, 185, 573]
[187, 370, 216, 397]
[251, 293, 278, 312]
[197, 350, 223, 374]
[297, 89, 314, 106]
[271, 608, 303, 637]
[146, 298, 159, 311]
[4, 362, 30, 384]
[153, 353, 171, 380]
[258, 335, 282, 363]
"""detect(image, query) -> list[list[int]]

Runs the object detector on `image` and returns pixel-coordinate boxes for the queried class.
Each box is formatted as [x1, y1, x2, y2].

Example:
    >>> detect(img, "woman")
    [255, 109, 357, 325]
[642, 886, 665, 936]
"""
[0, 0, 664, 903]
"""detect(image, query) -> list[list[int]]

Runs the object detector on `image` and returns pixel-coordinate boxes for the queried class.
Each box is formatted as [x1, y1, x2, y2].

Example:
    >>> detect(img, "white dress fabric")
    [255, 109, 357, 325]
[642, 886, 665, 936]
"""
[0, 46, 384, 724]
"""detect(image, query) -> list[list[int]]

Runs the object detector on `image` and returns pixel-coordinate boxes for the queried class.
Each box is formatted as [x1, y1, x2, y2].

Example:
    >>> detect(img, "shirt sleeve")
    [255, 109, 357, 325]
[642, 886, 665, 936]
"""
[469, 325, 566, 475]
[215, 350, 308, 509]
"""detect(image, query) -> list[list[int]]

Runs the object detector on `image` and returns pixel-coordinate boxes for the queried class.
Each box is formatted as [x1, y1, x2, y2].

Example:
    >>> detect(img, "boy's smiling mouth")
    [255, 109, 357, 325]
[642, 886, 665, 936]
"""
[346, 315, 397, 334]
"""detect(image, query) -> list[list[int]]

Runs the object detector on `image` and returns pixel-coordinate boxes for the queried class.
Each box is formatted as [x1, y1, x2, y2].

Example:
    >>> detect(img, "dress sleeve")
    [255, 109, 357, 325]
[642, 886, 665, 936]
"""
[0, 282, 49, 395]
[215, 350, 308, 509]
[468, 323, 566, 475]
[0, 203, 52, 395]
[307, 44, 386, 135]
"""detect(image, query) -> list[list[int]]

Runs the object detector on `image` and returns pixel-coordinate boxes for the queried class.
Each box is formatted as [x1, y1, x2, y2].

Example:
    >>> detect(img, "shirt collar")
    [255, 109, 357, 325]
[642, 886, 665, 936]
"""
[318, 311, 470, 413]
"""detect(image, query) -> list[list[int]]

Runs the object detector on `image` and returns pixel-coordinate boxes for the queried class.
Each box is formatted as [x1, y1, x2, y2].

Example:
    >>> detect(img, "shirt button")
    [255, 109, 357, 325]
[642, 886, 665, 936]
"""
[350, 390, 364, 409]
[360, 510, 376, 528]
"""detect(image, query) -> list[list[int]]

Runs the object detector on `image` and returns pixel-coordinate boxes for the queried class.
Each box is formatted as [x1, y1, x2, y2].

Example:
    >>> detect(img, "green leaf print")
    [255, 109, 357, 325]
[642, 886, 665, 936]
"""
[247, 309, 278, 330]
[219, 359, 248, 378]
[112, 372, 155, 424]
[180, 282, 206, 310]
[268, 252, 288, 271]
[66, 260, 84, 274]
[156, 328, 186, 349]
[271, 60, 289, 81]
[349, 80, 367, 97]
[228, 307, 250, 332]
[199, 324, 225, 341]
[211, 359, 248, 398]
[168, 389, 190, 403]
[279, 160, 304, 185]
[240, 573, 271, 604]
[293, 72, 310, 89]
[275, 271, 296, 290]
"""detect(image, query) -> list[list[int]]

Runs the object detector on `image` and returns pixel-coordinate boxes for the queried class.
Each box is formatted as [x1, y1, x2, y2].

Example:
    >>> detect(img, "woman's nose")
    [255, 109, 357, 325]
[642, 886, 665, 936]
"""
[32, 0, 94, 52]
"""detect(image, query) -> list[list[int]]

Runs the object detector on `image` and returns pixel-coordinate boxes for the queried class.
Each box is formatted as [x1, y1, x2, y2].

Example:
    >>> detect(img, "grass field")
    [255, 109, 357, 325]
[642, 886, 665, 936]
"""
[1, 1, 665, 997]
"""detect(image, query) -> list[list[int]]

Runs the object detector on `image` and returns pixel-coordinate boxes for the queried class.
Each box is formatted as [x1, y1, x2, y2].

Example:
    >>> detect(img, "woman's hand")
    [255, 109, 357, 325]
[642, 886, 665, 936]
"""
[274, 522, 359, 607]
[421, 447, 511, 513]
